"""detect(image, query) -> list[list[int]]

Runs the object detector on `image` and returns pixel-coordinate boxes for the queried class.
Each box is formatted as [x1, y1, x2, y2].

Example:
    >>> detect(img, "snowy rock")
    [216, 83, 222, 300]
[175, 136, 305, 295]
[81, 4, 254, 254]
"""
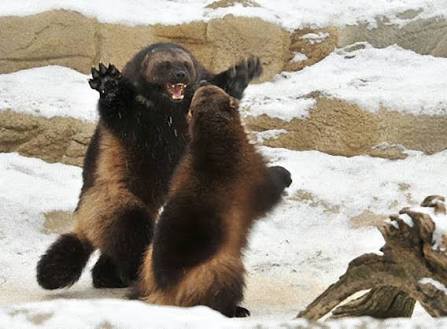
[339, 15, 447, 58]
[0, 10, 290, 82]
[3, 2, 447, 79]
[246, 96, 447, 159]
[284, 27, 337, 72]
[0, 110, 95, 166]
[2, 52, 447, 164]
[245, 45, 447, 157]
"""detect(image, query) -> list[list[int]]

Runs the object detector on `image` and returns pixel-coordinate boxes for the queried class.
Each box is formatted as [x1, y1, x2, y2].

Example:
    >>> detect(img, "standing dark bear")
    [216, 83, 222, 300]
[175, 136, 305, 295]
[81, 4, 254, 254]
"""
[36, 43, 262, 290]
[133, 85, 291, 317]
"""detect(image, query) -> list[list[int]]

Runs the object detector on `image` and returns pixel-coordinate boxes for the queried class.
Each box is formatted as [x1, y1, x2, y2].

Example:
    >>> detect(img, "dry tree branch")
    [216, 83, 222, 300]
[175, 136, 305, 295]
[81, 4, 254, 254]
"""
[298, 195, 447, 321]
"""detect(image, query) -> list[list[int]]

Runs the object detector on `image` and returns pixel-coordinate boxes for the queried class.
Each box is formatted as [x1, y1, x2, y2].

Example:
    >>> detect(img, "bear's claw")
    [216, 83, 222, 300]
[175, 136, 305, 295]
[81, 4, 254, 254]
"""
[89, 63, 122, 95]
[232, 56, 262, 82]
[234, 306, 250, 318]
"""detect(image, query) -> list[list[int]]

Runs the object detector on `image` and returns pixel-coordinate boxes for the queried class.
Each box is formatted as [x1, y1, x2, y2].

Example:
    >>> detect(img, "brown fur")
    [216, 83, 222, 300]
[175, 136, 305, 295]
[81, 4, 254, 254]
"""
[74, 126, 155, 249]
[37, 42, 264, 290]
[140, 50, 198, 85]
[134, 86, 290, 316]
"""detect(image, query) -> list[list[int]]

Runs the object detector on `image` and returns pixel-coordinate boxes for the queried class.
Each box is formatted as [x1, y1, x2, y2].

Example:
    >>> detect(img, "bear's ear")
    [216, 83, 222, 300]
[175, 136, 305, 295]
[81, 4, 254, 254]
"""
[141, 54, 151, 69]
[229, 97, 239, 110]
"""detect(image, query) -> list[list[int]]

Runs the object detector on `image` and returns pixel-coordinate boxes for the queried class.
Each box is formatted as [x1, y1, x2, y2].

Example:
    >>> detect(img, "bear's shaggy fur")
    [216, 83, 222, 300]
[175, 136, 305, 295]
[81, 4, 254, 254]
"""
[36, 43, 262, 290]
[132, 85, 292, 317]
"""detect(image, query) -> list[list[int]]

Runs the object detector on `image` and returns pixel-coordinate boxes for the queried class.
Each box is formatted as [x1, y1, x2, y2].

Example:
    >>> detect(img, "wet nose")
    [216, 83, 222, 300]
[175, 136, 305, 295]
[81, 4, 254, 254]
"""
[175, 70, 187, 80]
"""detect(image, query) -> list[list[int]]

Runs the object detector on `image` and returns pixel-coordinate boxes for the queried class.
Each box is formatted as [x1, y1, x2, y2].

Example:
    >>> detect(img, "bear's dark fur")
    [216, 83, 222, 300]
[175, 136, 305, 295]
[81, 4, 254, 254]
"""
[36, 43, 262, 290]
[133, 85, 292, 317]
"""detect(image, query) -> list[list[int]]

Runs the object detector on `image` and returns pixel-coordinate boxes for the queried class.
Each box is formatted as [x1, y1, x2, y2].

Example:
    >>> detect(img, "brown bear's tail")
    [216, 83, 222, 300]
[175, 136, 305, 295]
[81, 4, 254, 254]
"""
[36, 233, 93, 290]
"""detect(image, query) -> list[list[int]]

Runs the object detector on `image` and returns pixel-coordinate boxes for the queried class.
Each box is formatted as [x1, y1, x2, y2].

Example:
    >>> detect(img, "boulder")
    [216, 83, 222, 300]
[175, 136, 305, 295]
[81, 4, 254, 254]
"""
[0, 10, 290, 82]
[0, 10, 96, 73]
[338, 15, 447, 57]
[245, 96, 447, 159]
[0, 110, 95, 166]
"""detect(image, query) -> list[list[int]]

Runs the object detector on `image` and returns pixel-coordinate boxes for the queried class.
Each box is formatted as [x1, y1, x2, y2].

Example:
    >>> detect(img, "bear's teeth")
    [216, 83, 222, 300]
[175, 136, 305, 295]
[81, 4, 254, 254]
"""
[167, 83, 186, 100]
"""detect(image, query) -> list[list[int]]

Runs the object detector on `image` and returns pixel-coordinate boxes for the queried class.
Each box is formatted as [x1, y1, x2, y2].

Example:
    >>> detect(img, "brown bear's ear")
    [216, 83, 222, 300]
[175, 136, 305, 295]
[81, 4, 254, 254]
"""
[141, 54, 151, 69]
[229, 97, 239, 110]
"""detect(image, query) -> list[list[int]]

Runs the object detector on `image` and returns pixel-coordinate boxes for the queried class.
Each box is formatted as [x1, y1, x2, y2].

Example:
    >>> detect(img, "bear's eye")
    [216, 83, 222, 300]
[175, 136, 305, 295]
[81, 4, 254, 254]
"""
[184, 61, 191, 69]
[161, 61, 171, 69]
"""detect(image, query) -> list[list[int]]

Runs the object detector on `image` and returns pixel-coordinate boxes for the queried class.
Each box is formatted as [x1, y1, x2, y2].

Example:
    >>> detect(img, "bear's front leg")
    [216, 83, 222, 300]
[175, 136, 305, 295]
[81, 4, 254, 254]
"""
[211, 56, 262, 99]
[89, 63, 137, 120]
[268, 166, 292, 190]
[89, 63, 121, 95]
[252, 166, 292, 216]
[89, 63, 143, 136]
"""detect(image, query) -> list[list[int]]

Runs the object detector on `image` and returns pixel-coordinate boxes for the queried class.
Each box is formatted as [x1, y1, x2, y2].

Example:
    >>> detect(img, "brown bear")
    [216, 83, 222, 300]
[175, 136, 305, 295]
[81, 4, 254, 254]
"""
[132, 85, 292, 317]
[36, 43, 263, 290]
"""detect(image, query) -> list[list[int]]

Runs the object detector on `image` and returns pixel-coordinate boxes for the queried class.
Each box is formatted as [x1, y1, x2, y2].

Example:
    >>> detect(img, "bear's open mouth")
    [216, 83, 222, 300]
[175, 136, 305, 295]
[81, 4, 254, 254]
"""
[166, 83, 186, 101]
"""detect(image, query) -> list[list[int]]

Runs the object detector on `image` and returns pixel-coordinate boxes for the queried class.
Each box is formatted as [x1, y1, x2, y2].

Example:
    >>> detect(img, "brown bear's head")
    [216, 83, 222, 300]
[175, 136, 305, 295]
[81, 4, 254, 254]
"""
[123, 43, 199, 103]
[188, 85, 241, 139]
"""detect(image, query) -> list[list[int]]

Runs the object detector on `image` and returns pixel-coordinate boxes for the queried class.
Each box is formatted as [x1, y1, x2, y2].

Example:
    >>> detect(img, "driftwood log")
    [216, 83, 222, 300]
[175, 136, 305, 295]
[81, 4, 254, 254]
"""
[298, 195, 447, 321]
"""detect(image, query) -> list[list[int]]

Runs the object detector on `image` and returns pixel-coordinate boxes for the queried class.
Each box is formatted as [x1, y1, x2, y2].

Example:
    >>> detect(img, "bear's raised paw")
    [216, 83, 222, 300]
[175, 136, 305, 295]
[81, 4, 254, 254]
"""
[89, 63, 122, 95]
[229, 56, 262, 83]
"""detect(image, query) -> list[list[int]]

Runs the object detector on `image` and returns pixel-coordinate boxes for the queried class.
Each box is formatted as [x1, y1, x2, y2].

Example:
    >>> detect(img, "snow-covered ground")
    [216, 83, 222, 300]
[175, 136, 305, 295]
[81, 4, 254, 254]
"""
[2, 44, 447, 122]
[0, 0, 446, 30]
[1, 299, 446, 329]
[0, 66, 98, 122]
[1, 2, 447, 323]
[242, 43, 447, 121]
[0, 145, 446, 325]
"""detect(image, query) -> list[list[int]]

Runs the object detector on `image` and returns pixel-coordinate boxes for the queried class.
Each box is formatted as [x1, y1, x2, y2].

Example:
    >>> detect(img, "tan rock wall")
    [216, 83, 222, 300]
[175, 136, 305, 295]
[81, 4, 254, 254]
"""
[0, 11, 97, 73]
[338, 16, 447, 57]
[245, 96, 447, 159]
[1, 9, 446, 80]
[285, 28, 338, 71]
[0, 10, 290, 81]
[0, 110, 95, 166]
[2, 95, 447, 168]
[1, 9, 447, 164]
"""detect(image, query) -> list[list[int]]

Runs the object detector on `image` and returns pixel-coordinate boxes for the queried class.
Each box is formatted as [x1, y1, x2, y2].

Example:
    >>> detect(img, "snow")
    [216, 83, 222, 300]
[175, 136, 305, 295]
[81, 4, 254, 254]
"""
[399, 214, 415, 227]
[0, 0, 213, 27]
[0, 300, 231, 329]
[425, 197, 447, 251]
[385, 218, 400, 229]
[242, 43, 447, 120]
[0, 66, 98, 122]
[0, 0, 446, 30]
[2, 45, 447, 122]
[1, 0, 447, 321]
[392, 200, 447, 251]
[254, 129, 287, 143]
[417, 207, 447, 251]
[1, 300, 447, 329]
[0, 154, 81, 298]
[432, 210, 447, 251]
[419, 278, 447, 295]
[242, 96, 315, 122]
[385, 213, 414, 229]
[300, 32, 330, 45]
[290, 52, 308, 63]
[1, 147, 447, 322]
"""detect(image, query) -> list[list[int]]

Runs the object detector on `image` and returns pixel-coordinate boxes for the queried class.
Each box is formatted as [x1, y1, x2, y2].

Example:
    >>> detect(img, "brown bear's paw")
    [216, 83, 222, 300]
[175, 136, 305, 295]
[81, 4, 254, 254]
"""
[89, 63, 122, 96]
[269, 165, 292, 188]
[229, 56, 262, 82]
[224, 56, 262, 99]
[233, 306, 251, 317]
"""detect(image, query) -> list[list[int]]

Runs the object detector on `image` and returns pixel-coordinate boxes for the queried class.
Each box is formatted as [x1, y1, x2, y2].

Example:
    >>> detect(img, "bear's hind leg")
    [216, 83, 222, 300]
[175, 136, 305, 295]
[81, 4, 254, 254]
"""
[100, 205, 154, 286]
[92, 254, 127, 288]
